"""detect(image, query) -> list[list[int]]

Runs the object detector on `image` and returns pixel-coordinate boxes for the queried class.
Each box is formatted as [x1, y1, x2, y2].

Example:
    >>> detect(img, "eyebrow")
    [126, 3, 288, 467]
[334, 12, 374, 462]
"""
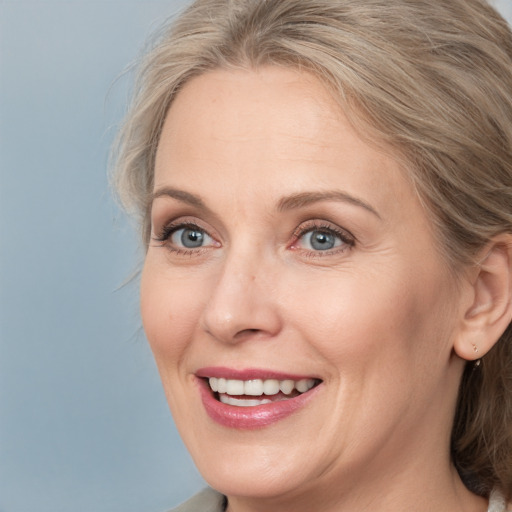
[151, 187, 210, 211]
[277, 191, 381, 218]
[151, 187, 380, 219]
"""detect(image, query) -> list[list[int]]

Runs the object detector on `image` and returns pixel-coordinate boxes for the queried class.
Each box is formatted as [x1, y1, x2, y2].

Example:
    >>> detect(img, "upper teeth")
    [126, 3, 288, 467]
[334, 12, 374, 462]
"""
[208, 377, 316, 396]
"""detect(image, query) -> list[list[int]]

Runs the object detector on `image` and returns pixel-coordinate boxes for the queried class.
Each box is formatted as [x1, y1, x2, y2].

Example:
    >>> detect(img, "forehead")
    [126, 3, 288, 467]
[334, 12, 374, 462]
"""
[154, 67, 413, 216]
[157, 67, 344, 164]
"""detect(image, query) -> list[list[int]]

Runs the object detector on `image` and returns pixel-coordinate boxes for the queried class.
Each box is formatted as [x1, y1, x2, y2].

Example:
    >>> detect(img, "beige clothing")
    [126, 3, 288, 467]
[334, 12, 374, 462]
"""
[169, 488, 225, 512]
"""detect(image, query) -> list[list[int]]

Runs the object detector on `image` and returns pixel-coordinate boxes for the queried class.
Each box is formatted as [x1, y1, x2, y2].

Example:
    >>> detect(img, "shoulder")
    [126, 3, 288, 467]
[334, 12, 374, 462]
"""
[167, 488, 226, 512]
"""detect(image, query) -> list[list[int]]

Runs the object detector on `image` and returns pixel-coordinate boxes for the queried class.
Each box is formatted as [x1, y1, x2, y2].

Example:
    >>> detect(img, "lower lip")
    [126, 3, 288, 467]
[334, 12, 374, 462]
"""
[197, 378, 321, 429]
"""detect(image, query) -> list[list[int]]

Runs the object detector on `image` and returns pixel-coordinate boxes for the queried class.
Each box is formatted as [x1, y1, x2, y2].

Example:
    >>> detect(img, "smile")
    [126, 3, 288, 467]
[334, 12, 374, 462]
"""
[196, 369, 322, 429]
[208, 377, 317, 407]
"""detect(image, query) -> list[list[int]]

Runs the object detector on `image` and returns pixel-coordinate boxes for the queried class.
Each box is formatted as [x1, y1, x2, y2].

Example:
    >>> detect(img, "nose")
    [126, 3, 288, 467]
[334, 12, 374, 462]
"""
[200, 251, 283, 344]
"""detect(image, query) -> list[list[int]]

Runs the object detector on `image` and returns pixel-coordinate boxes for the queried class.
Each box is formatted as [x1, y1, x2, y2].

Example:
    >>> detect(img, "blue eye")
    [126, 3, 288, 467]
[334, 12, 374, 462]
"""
[307, 230, 340, 250]
[292, 222, 355, 254]
[171, 227, 213, 248]
[301, 229, 342, 251]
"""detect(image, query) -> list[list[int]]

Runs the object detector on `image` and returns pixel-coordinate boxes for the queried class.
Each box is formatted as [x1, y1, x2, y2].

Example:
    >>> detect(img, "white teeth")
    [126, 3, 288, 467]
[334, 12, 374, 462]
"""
[226, 379, 244, 395]
[208, 377, 317, 396]
[262, 379, 280, 395]
[244, 379, 263, 396]
[296, 379, 315, 393]
[279, 379, 295, 395]
[219, 395, 272, 407]
[217, 378, 227, 394]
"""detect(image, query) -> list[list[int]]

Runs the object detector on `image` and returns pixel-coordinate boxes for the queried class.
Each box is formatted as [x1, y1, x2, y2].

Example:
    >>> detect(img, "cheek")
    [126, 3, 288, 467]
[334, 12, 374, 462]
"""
[287, 264, 452, 371]
[140, 261, 204, 363]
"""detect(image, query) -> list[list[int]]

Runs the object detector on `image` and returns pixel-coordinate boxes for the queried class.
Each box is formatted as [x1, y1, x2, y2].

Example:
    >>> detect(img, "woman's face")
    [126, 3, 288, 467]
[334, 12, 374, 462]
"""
[141, 67, 467, 505]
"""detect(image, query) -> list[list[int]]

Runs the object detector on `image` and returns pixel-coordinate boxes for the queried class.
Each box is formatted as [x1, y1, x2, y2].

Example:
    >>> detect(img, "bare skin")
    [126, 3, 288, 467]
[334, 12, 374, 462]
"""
[141, 67, 492, 512]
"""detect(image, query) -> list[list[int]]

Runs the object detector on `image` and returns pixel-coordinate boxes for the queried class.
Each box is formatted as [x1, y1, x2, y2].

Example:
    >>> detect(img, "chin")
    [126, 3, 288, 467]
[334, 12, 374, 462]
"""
[173, 403, 343, 502]
[196, 448, 316, 500]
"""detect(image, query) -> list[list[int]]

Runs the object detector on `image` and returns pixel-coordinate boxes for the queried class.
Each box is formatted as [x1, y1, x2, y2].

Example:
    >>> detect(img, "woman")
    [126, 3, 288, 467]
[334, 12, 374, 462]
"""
[112, 0, 512, 511]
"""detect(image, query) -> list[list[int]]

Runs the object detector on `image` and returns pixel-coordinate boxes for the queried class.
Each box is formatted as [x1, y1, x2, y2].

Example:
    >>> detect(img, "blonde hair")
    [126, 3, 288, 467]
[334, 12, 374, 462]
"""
[112, 0, 512, 499]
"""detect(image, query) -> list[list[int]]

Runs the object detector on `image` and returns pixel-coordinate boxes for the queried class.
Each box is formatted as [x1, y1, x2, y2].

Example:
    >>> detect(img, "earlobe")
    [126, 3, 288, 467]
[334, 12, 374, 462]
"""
[453, 235, 512, 361]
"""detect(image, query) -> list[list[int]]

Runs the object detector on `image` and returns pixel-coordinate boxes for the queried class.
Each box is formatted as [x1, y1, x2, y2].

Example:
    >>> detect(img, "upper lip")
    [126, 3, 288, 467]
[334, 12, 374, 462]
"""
[196, 366, 321, 381]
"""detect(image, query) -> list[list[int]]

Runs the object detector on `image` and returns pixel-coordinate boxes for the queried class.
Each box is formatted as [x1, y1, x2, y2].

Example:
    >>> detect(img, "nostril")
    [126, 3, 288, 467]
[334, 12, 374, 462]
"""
[233, 328, 263, 340]
[200, 284, 283, 343]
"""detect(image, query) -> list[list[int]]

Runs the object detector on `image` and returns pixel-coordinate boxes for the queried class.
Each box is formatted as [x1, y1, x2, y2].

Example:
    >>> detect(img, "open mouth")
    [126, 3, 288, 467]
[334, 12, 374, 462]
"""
[206, 377, 321, 407]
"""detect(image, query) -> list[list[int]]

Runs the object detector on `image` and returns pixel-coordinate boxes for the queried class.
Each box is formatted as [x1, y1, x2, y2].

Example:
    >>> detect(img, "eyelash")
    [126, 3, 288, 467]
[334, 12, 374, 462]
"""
[151, 221, 216, 256]
[151, 220, 355, 257]
[291, 221, 355, 257]
[152, 222, 199, 243]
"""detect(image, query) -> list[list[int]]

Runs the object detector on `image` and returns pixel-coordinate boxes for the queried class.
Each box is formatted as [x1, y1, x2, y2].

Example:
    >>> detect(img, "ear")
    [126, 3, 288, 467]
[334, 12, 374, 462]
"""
[453, 235, 512, 361]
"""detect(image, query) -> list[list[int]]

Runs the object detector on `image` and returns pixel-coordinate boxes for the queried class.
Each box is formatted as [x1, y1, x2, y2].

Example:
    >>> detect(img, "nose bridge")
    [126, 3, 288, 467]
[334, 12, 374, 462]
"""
[200, 243, 281, 343]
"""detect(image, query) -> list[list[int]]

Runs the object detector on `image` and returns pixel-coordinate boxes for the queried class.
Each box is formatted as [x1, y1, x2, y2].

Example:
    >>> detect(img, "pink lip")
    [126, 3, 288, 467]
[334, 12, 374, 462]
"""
[195, 368, 322, 430]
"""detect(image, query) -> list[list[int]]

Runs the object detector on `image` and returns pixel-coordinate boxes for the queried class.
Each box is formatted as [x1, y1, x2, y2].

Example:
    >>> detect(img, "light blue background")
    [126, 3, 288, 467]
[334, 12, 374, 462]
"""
[1, 1, 511, 511]
[0, 2, 204, 511]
